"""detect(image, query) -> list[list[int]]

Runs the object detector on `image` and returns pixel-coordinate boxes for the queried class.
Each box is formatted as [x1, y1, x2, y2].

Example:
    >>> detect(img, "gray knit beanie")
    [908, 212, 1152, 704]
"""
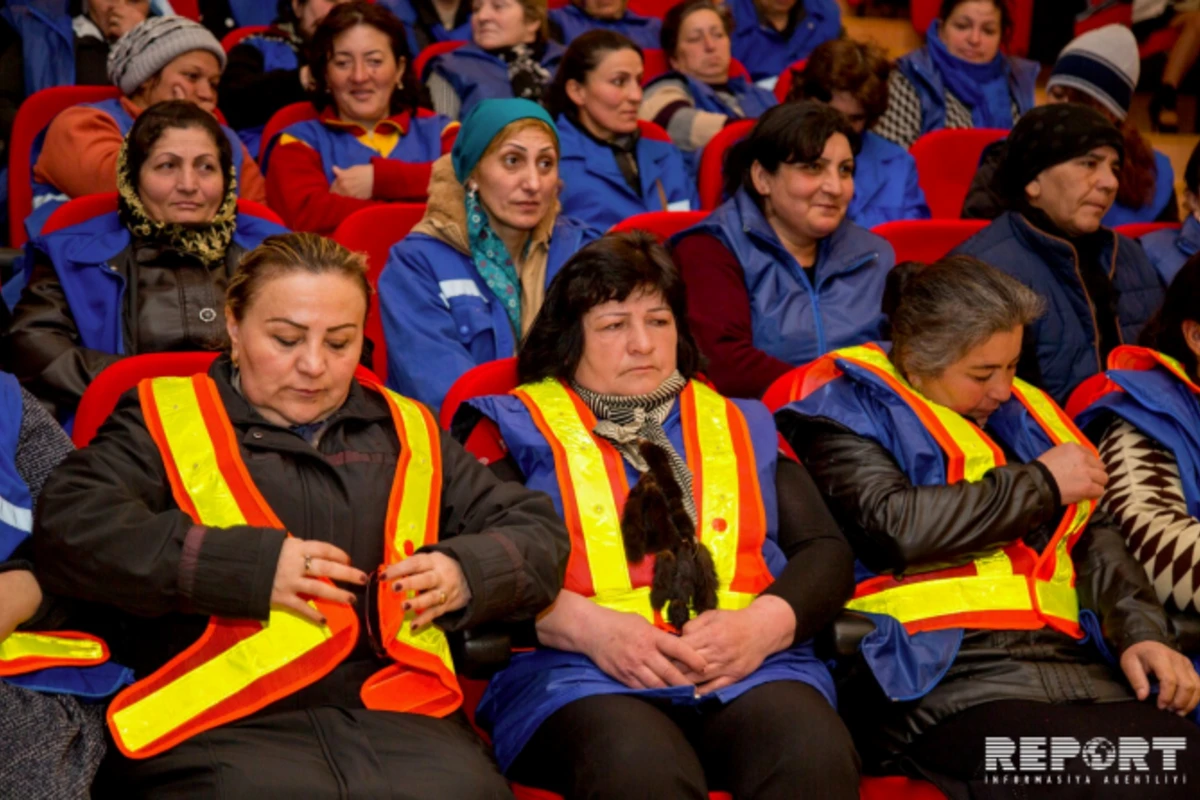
[1047, 24, 1140, 121]
[107, 17, 227, 96]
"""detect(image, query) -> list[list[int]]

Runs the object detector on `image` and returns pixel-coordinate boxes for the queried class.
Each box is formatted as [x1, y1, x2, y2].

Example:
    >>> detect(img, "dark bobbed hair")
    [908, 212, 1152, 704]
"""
[127, 100, 233, 196]
[789, 38, 891, 130]
[517, 231, 704, 384]
[546, 30, 642, 119]
[309, 0, 421, 115]
[938, 0, 1012, 45]
[1139, 256, 1200, 380]
[722, 101, 860, 203]
[1185, 139, 1200, 197]
[660, 0, 733, 57]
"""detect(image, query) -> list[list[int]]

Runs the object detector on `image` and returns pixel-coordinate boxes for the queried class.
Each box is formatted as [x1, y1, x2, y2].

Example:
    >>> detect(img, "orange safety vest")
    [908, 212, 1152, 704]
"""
[514, 378, 774, 624]
[795, 345, 1093, 637]
[0, 630, 109, 676]
[106, 374, 460, 759]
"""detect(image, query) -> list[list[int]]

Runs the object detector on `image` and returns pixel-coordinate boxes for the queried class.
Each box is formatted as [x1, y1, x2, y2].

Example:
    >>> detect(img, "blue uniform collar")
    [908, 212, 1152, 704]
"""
[1006, 211, 1118, 281]
[1178, 215, 1200, 257]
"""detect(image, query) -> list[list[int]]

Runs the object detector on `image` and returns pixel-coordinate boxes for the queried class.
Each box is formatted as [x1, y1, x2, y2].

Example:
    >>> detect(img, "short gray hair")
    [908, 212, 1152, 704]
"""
[886, 255, 1045, 379]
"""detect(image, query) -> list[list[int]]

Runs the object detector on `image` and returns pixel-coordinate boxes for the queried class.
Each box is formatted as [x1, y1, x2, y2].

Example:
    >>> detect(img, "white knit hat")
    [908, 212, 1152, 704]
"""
[107, 17, 227, 96]
[1047, 24, 1140, 121]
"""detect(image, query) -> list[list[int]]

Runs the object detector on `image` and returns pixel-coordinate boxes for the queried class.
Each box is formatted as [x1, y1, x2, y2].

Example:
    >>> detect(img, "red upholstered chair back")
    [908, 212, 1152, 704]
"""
[872, 219, 989, 265]
[1114, 222, 1180, 240]
[637, 119, 671, 142]
[909, 128, 1008, 219]
[414, 40, 468, 80]
[698, 119, 754, 210]
[258, 101, 320, 165]
[609, 210, 707, 239]
[221, 25, 271, 52]
[8, 85, 122, 247]
[330, 203, 428, 385]
[773, 58, 807, 103]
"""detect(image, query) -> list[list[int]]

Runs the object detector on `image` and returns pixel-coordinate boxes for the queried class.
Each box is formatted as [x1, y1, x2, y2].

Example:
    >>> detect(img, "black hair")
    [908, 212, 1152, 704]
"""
[518, 231, 704, 384]
[126, 100, 233, 195]
[546, 29, 642, 119]
[1139, 256, 1200, 380]
[1185, 139, 1200, 196]
[309, 0, 422, 115]
[721, 101, 860, 202]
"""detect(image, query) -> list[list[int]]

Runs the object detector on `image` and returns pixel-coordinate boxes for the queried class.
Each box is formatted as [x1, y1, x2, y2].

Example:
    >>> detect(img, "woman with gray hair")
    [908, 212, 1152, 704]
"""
[774, 256, 1200, 798]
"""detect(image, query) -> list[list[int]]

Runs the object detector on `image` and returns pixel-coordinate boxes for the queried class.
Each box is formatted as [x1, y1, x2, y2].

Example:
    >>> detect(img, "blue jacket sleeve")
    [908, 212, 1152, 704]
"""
[902, 154, 931, 221]
[378, 239, 481, 410]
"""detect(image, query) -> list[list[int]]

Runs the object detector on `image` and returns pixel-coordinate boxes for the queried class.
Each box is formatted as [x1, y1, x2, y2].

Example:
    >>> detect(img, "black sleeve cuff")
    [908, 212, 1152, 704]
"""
[185, 526, 287, 619]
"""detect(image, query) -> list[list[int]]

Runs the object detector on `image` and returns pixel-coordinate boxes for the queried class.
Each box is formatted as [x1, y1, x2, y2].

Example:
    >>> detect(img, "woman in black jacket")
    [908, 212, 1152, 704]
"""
[33, 232, 568, 797]
[776, 255, 1200, 798]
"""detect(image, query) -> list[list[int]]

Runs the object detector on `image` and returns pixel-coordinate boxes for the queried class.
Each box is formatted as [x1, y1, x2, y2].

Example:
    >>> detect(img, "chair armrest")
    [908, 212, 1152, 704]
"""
[449, 626, 513, 679]
[813, 610, 877, 660]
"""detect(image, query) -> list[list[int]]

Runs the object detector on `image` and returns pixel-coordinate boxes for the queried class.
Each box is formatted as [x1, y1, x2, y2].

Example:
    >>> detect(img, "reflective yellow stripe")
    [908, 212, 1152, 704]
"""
[150, 378, 247, 528]
[1036, 578, 1079, 624]
[847, 574, 1034, 621]
[690, 382, 740, 592]
[592, 587, 758, 621]
[0, 632, 104, 663]
[110, 609, 331, 753]
[837, 346, 998, 482]
[521, 380, 630, 595]
[379, 389, 454, 672]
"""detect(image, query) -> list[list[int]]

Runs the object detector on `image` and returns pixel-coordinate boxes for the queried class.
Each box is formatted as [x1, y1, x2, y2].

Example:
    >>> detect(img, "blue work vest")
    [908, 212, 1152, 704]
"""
[548, 4, 661, 49]
[1139, 214, 1200, 286]
[0, 0, 74, 97]
[848, 131, 930, 229]
[896, 44, 1038, 137]
[675, 189, 894, 368]
[468, 390, 834, 771]
[428, 41, 565, 119]
[728, 0, 841, 83]
[555, 114, 697, 231]
[232, 33, 302, 156]
[1103, 151, 1176, 229]
[271, 113, 453, 183]
[377, 0, 472, 54]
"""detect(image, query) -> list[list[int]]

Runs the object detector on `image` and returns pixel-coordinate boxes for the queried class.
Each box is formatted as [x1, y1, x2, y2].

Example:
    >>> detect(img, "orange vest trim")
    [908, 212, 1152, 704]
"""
[0, 630, 109, 676]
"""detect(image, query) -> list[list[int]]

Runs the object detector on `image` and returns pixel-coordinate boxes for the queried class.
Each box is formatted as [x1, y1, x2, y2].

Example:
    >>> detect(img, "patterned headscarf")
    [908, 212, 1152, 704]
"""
[116, 136, 238, 266]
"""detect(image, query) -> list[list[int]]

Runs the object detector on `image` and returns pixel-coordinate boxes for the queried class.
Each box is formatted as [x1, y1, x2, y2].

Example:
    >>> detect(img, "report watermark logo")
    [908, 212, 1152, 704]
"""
[984, 737, 1190, 788]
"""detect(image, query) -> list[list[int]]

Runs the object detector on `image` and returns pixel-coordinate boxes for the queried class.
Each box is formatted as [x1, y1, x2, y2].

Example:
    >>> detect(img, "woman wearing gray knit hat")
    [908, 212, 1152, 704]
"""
[27, 15, 267, 239]
[954, 103, 1166, 405]
[963, 24, 1179, 228]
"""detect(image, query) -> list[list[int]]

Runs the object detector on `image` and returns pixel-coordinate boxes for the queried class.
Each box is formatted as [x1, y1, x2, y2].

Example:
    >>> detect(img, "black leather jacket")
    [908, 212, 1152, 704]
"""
[777, 411, 1179, 769]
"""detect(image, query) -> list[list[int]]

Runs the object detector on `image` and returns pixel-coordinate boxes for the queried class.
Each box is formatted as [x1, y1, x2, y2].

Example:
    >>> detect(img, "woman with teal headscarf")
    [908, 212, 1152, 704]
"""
[378, 98, 600, 410]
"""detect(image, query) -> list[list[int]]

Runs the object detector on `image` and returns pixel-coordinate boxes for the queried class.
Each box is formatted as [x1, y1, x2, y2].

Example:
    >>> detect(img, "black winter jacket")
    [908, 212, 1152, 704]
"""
[778, 411, 1179, 769]
[33, 356, 569, 714]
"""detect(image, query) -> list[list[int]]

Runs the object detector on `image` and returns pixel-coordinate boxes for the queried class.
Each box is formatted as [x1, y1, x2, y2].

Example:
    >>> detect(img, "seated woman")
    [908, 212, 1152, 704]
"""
[549, 0, 660, 49]
[265, 1, 458, 235]
[728, 0, 841, 85]
[0, 375, 125, 798]
[963, 24, 1179, 228]
[379, 99, 597, 410]
[455, 232, 859, 800]
[1075, 260, 1200, 663]
[33, 232, 568, 797]
[788, 38, 929, 229]
[873, 0, 1037, 150]
[219, 0, 350, 157]
[777, 256, 1200, 794]
[1142, 140, 1200, 285]
[1135, 0, 1200, 132]
[549, 30, 697, 231]
[3, 101, 287, 420]
[378, 0, 472, 56]
[954, 104, 1164, 404]
[639, 0, 776, 177]
[671, 102, 895, 400]
[426, 0, 564, 121]
[29, 15, 266, 239]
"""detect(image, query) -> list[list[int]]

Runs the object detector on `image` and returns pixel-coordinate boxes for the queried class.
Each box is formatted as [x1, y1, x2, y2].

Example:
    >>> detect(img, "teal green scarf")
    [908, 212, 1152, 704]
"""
[466, 189, 522, 332]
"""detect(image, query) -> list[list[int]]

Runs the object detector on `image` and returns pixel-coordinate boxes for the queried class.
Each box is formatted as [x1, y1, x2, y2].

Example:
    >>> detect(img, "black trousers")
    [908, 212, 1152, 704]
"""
[507, 681, 860, 800]
[92, 707, 511, 800]
[902, 699, 1200, 800]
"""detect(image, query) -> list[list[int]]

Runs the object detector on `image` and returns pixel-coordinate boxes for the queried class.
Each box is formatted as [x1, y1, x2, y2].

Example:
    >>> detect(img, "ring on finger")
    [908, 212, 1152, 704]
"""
[438, 590, 447, 606]
[304, 555, 313, 575]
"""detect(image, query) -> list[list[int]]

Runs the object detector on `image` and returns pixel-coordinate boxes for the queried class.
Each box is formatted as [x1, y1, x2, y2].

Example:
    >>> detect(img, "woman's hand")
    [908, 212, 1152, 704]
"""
[1120, 640, 1200, 715]
[299, 65, 316, 92]
[0, 570, 42, 641]
[271, 538, 368, 624]
[330, 165, 375, 199]
[382, 552, 471, 630]
[1036, 443, 1108, 505]
[582, 608, 708, 690]
[678, 596, 796, 695]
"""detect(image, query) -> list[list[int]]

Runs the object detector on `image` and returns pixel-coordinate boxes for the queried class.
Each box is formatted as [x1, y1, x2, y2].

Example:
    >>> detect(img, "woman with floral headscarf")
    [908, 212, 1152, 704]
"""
[2, 101, 287, 421]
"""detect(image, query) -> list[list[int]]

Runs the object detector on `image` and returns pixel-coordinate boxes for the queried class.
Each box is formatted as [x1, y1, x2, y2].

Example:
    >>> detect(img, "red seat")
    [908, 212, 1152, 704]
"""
[221, 25, 271, 53]
[258, 101, 320, 165]
[909, 128, 1008, 220]
[514, 775, 942, 799]
[8, 85, 122, 248]
[609, 210, 706, 238]
[872, 219, 988, 265]
[774, 58, 807, 104]
[171, 0, 201, 21]
[1074, 3, 1181, 59]
[1114, 221, 1180, 240]
[41, 193, 284, 236]
[698, 119, 754, 210]
[627, 0, 684, 18]
[330, 204, 428, 385]
[642, 49, 670, 83]
[637, 119, 671, 142]
[414, 40, 467, 80]
[911, 0, 1031, 58]
[438, 357, 519, 431]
